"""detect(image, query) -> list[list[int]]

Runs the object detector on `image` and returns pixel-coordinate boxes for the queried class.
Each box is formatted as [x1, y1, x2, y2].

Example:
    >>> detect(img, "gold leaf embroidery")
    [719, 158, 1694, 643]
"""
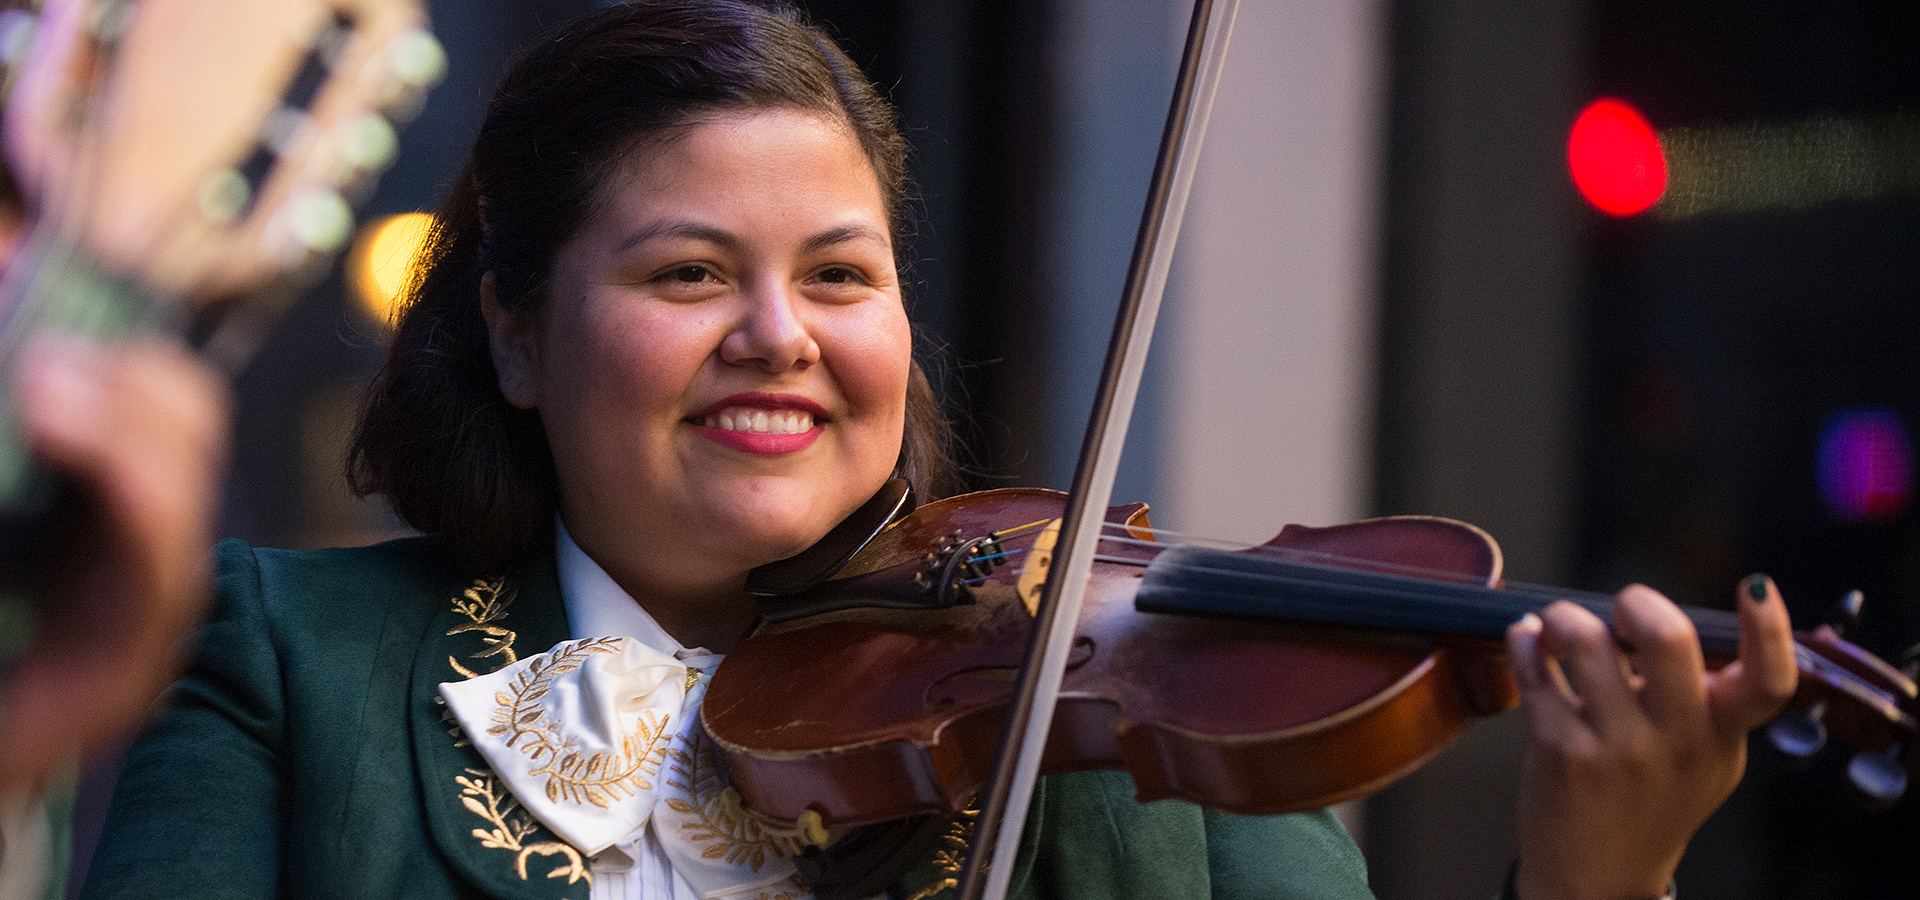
[448, 577, 520, 679]
[455, 768, 590, 885]
[663, 732, 807, 873]
[446, 576, 589, 886]
[902, 803, 980, 900]
[480, 637, 673, 808]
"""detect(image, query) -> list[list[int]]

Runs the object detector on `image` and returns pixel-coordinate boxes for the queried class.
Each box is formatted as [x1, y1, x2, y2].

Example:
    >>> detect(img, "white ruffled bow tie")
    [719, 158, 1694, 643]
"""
[441, 636, 814, 900]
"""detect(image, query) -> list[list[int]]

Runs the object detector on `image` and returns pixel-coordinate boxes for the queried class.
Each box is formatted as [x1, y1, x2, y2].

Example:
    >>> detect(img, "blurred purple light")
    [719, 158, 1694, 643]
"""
[1818, 408, 1912, 523]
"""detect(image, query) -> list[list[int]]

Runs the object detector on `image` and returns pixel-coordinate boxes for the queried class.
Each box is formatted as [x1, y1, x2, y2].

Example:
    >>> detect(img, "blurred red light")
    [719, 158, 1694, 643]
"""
[1568, 98, 1668, 216]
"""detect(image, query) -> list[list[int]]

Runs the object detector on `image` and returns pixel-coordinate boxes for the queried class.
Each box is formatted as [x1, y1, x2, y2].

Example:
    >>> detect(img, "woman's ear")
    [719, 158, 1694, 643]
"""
[481, 273, 540, 409]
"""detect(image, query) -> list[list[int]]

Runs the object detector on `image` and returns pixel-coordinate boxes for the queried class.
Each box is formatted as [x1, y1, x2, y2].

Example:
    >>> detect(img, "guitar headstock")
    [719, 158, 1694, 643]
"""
[3, 0, 442, 312]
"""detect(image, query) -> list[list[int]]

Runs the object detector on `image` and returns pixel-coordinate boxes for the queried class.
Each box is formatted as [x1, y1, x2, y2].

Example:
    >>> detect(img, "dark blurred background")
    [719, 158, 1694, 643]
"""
[77, 0, 1920, 897]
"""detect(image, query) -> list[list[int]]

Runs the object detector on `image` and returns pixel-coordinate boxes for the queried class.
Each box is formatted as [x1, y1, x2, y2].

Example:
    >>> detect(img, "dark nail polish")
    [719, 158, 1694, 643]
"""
[1746, 573, 1771, 603]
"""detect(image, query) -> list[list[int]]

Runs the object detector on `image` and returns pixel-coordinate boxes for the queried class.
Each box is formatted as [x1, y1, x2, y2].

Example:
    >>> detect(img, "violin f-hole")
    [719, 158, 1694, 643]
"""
[926, 638, 1098, 713]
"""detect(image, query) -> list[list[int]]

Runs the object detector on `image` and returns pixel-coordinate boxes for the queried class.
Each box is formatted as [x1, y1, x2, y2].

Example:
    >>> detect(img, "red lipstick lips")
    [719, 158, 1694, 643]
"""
[688, 393, 827, 456]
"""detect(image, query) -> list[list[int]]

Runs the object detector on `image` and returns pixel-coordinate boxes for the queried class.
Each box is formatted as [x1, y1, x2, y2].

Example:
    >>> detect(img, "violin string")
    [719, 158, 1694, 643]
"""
[950, 543, 1896, 710]
[1084, 524, 1524, 589]
[1082, 520, 1669, 610]
[958, 548, 1144, 586]
[974, 519, 1743, 645]
[951, 525, 1888, 710]
[989, 519, 1056, 541]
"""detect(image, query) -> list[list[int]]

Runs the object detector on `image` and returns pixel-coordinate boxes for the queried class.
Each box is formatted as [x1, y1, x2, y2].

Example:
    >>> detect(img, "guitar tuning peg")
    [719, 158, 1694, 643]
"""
[379, 29, 446, 124]
[286, 189, 353, 253]
[1826, 589, 1865, 638]
[1847, 741, 1907, 810]
[389, 29, 446, 90]
[1899, 642, 1920, 682]
[262, 188, 353, 266]
[338, 113, 399, 174]
[197, 168, 251, 224]
[1767, 698, 1829, 764]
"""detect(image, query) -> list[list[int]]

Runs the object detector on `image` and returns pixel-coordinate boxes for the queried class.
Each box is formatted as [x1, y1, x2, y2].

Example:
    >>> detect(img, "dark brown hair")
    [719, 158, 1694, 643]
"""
[348, 0, 953, 569]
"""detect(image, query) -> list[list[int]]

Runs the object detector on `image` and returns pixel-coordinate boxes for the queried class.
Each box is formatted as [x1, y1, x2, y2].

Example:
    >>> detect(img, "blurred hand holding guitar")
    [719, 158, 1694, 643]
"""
[0, 0, 440, 783]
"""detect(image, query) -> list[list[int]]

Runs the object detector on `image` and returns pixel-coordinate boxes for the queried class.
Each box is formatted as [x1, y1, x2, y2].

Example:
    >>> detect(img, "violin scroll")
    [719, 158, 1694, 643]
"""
[1766, 591, 1919, 805]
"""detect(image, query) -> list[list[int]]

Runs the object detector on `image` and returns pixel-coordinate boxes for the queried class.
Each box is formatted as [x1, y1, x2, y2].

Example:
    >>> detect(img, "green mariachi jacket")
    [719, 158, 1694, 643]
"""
[80, 537, 1375, 900]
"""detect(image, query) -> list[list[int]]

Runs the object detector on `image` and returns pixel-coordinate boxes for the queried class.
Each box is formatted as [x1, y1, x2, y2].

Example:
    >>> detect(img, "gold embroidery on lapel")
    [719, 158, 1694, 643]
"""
[446, 575, 590, 885]
[487, 637, 671, 808]
[448, 577, 520, 679]
[456, 768, 591, 885]
[902, 803, 980, 900]
[663, 732, 806, 873]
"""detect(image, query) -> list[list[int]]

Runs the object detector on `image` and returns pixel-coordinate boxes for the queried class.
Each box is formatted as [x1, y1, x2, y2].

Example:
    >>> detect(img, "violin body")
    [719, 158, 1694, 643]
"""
[703, 487, 1523, 828]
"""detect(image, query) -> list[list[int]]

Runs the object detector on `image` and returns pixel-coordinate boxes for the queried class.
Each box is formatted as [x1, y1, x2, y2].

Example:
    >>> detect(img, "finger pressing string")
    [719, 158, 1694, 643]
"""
[1535, 600, 1642, 730]
[1610, 584, 1708, 728]
[1706, 574, 1799, 735]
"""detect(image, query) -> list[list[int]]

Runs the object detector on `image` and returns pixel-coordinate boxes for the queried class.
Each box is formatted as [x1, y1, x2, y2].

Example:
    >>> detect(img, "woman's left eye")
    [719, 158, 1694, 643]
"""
[813, 266, 867, 286]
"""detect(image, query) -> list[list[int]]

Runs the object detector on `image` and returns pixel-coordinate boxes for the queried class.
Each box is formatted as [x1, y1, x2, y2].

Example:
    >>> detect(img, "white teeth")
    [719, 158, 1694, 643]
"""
[701, 407, 814, 434]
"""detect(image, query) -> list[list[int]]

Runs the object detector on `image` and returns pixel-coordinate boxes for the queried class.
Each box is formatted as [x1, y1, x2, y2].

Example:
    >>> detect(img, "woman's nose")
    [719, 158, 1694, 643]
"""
[719, 283, 821, 371]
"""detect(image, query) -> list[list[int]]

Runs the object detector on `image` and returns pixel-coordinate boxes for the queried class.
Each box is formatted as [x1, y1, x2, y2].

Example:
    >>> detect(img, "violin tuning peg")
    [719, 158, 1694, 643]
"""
[1847, 742, 1907, 810]
[1827, 589, 1866, 638]
[1767, 699, 1829, 764]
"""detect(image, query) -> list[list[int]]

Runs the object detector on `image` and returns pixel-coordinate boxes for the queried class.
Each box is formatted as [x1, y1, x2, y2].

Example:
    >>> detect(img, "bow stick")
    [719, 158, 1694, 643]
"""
[954, 1, 1240, 897]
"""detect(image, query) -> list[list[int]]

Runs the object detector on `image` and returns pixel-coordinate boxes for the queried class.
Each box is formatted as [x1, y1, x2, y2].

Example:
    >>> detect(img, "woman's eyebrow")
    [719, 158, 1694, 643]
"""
[610, 221, 887, 257]
[800, 224, 890, 255]
[613, 220, 740, 255]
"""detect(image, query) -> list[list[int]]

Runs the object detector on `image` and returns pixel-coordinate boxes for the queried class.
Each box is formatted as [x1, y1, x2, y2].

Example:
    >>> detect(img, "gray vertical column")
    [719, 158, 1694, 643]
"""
[1042, 0, 1185, 498]
[1365, 1, 1587, 898]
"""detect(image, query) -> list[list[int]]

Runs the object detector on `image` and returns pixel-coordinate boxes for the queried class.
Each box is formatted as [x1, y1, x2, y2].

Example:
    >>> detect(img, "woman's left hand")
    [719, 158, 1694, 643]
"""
[0, 337, 230, 792]
[1505, 575, 1797, 900]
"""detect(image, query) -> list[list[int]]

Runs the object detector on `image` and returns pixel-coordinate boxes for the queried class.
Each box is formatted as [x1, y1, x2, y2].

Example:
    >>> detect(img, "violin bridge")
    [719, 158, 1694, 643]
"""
[1014, 519, 1061, 616]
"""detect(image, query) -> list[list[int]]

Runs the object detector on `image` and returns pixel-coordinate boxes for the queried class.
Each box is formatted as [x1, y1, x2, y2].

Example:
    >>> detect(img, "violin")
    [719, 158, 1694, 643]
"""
[703, 483, 1919, 829]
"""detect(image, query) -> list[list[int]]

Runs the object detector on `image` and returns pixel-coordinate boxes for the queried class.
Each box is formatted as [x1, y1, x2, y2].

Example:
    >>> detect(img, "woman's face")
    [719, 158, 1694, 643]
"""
[487, 109, 910, 602]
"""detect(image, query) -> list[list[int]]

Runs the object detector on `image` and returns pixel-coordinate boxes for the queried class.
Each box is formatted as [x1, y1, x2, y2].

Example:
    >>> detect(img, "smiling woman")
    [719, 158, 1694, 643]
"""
[342, 4, 951, 583]
[480, 109, 913, 651]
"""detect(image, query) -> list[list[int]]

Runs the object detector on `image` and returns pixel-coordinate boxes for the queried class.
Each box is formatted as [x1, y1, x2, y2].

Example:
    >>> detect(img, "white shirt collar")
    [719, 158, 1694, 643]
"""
[556, 518, 715, 661]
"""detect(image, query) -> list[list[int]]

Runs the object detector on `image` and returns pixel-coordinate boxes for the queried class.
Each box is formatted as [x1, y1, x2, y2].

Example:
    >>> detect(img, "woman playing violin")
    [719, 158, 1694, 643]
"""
[82, 3, 1798, 899]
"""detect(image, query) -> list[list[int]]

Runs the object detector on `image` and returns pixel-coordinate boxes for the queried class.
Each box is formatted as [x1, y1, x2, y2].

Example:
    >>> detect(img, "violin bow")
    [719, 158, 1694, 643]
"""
[954, 1, 1240, 897]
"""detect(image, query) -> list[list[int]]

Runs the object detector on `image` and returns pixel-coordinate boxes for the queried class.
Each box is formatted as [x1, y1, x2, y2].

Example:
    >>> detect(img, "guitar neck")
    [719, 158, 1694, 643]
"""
[0, 227, 159, 509]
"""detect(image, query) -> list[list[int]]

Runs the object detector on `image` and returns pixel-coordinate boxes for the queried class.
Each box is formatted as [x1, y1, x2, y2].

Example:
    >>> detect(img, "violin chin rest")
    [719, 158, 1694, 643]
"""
[747, 477, 915, 602]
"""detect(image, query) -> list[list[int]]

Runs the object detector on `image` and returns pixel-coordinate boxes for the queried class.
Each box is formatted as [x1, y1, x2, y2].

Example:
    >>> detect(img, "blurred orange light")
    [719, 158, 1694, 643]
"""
[349, 212, 436, 327]
[1568, 98, 1668, 216]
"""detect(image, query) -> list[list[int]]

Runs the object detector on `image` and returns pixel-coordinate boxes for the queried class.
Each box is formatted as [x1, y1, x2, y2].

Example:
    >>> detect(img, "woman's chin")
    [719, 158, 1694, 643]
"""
[711, 508, 845, 567]
[707, 480, 881, 560]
